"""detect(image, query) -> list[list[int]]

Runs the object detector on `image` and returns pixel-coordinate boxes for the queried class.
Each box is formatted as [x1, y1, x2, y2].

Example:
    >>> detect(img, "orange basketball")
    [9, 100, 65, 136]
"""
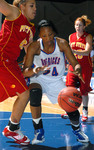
[58, 87, 82, 112]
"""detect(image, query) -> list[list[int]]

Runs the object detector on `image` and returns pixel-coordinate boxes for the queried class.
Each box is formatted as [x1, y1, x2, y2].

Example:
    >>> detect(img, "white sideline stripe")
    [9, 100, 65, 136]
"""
[42, 105, 62, 111]
[0, 115, 92, 121]
[0, 117, 61, 121]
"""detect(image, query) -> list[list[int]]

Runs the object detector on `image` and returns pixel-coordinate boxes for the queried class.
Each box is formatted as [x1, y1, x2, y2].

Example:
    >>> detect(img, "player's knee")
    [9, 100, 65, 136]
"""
[67, 110, 80, 121]
[30, 88, 42, 107]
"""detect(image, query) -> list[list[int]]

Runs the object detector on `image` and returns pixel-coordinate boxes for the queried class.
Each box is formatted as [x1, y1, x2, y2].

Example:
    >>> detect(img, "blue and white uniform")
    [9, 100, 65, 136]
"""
[30, 38, 66, 104]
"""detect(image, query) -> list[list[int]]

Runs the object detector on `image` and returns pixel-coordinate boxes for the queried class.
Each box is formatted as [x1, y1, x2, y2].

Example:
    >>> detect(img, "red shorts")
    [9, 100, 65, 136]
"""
[0, 60, 28, 102]
[66, 65, 92, 95]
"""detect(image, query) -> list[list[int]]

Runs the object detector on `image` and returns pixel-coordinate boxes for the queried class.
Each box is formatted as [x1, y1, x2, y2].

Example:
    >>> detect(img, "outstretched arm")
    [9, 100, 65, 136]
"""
[59, 39, 79, 68]
[0, 0, 20, 20]
[58, 38, 84, 83]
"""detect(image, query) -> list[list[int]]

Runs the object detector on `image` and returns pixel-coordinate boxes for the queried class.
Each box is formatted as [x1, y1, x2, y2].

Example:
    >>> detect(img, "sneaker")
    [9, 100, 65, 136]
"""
[2, 126, 30, 145]
[81, 116, 88, 122]
[73, 128, 89, 143]
[32, 128, 45, 145]
[81, 110, 88, 122]
[61, 113, 69, 119]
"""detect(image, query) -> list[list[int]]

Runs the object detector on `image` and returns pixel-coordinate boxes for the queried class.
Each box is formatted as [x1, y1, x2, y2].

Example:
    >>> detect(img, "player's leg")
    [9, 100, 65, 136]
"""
[2, 89, 30, 145]
[67, 110, 89, 143]
[61, 71, 80, 118]
[11, 90, 30, 122]
[29, 83, 45, 144]
[81, 95, 88, 122]
[80, 67, 92, 122]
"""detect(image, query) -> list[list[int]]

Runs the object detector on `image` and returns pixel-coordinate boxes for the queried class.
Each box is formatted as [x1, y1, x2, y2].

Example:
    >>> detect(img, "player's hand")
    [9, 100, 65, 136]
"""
[69, 64, 85, 84]
[34, 66, 50, 74]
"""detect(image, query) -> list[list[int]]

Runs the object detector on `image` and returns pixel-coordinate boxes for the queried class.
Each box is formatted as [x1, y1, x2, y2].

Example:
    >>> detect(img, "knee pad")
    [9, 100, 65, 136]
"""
[30, 88, 42, 107]
[67, 110, 80, 121]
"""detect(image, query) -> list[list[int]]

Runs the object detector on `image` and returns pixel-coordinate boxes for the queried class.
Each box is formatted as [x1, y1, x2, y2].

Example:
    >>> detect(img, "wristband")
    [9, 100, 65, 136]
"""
[24, 67, 29, 72]
[33, 66, 38, 74]
[74, 64, 81, 71]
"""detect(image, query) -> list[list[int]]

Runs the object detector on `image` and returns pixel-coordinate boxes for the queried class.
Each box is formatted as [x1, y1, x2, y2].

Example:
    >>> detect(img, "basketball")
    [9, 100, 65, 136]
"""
[58, 87, 82, 112]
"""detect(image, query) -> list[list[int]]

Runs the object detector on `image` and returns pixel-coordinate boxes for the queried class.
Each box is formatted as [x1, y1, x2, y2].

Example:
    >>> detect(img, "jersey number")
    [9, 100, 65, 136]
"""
[43, 67, 58, 76]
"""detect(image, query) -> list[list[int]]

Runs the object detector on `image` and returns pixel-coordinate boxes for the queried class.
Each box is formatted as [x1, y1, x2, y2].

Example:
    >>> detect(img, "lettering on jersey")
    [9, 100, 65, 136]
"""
[20, 25, 33, 39]
[19, 25, 33, 49]
[71, 42, 75, 48]
[41, 57, 60, 66]
[76, 42, 85, 49]
[71, 42, 85, 49]
[71, 42, 86, 60]
[19, 38, 27, 49]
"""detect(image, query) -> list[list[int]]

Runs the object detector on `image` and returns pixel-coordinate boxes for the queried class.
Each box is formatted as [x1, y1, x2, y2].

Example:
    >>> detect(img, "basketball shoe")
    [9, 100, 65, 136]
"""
[32, 128, 45, 145]
[81, 109, 88, 122]
[61, 113, 69, 119]
[2, 126, 30, 145]
[73, 128, 89, 143]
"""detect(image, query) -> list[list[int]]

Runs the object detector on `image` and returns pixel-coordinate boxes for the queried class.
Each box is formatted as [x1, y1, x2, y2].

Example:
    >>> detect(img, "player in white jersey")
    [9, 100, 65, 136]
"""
[23, 20, 89, 144]
[29, 37, 66, 104]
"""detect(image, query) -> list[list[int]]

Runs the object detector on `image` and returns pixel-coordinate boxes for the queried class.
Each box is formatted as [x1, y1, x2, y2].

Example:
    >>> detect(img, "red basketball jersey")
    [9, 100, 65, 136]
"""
[69, 32, 92, 68]
[0, 12, 35, 62]
[0, 12, 35, 102]
[66, 32, 92, 95]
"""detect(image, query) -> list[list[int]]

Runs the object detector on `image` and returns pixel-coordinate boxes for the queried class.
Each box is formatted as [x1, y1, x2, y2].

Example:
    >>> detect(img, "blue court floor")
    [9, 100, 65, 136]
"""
[0, 111, 94, 150]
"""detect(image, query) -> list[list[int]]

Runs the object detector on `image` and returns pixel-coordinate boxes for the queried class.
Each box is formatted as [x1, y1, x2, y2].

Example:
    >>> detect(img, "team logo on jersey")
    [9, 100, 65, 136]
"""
[20, 25, 33, 39]
[10, 84, 16, 89]
[19, 25, 33, 49]
[41, 57, 60, 66]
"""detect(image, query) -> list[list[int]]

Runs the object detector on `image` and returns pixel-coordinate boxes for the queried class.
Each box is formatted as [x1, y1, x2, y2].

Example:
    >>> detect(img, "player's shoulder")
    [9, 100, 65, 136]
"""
[56, 37, 69, 52]
[86, 33, 93, 38]
[85, 32, 93, 41]
[69, 32, 75, 38]
[69, 32, 76, 41]
[56, 37, 68, 45]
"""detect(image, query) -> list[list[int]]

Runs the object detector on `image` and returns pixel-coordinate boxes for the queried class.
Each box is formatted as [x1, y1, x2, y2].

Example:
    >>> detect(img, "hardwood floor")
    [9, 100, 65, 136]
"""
[0, 94, 94, 116]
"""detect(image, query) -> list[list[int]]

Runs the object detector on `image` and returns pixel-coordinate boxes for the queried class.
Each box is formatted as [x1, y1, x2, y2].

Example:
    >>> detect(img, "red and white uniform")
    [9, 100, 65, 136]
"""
[0, 12, 35, 102]
[66, 32, 92, 95]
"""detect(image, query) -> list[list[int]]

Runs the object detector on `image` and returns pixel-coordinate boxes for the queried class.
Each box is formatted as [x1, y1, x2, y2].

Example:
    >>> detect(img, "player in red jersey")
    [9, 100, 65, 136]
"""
[0, 0, 36, 145]
[62, 15, 93, 122]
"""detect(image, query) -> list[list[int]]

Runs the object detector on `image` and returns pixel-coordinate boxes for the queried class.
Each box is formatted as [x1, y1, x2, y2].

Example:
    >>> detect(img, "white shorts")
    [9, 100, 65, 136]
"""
[30, 76, 66, 104]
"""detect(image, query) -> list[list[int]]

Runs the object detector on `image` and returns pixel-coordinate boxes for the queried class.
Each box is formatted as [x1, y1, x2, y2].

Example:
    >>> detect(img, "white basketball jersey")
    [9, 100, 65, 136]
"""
[33, 38, 65, 81]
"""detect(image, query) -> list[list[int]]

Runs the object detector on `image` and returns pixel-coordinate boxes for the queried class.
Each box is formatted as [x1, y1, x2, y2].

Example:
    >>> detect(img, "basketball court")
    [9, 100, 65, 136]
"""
[0, 92, 94, 150]
[0, 1, 94, 149]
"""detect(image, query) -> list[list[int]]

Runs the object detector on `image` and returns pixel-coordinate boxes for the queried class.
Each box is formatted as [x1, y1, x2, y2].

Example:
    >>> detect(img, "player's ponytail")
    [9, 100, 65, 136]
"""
[81, 15, 92, 27]
[13, 0, 27, 8]
[74, 15, 92, 27]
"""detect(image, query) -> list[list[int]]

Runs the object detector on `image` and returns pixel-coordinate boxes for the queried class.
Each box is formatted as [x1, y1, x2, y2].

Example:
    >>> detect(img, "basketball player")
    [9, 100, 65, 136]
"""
[0, 0, 36, 145]
[23, 19, 89, 144]
[62, 15, 92, 122]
